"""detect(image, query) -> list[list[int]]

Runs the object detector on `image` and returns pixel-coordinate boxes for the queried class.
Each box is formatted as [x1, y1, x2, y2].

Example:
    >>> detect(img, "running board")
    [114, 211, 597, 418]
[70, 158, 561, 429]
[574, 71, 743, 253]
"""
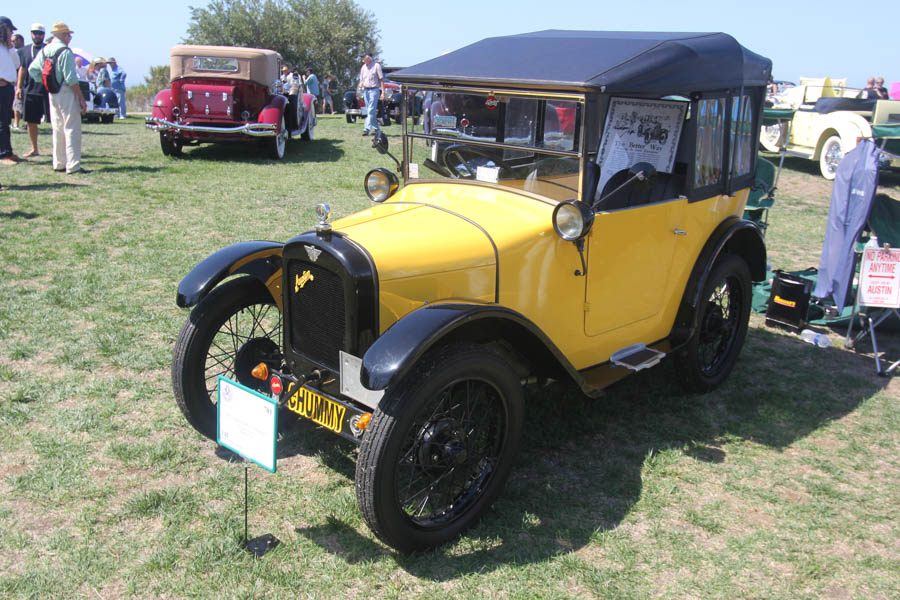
[609, 343, 666, 372]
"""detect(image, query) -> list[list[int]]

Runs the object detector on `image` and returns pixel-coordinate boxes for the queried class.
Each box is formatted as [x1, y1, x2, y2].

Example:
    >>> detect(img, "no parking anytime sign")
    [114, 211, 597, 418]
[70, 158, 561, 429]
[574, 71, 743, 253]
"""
[859, 248, 900, 308]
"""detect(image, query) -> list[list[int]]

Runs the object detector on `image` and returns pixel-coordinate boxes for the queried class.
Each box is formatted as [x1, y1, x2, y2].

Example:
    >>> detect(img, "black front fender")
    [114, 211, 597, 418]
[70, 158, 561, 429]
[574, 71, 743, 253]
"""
[176, 241, 283, 308]
[360, 303, 577, 391]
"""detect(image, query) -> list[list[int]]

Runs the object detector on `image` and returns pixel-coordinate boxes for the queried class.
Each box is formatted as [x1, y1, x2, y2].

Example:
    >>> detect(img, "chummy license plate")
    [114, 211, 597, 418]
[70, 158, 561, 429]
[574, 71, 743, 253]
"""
[286, 386, 365, 442]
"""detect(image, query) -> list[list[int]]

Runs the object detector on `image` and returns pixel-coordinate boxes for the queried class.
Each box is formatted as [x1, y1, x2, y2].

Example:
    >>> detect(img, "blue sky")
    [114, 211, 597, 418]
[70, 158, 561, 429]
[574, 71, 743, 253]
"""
[7, 0, 895, 90]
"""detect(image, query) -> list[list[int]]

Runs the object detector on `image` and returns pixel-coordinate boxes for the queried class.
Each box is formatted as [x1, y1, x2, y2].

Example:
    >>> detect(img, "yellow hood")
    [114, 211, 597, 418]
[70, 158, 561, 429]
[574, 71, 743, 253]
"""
[333, 182, 559, 328]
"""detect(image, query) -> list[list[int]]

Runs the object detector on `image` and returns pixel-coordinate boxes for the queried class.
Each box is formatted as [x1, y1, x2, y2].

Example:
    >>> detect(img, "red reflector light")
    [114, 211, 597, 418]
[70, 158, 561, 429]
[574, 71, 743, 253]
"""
[270, 376, 283, 395]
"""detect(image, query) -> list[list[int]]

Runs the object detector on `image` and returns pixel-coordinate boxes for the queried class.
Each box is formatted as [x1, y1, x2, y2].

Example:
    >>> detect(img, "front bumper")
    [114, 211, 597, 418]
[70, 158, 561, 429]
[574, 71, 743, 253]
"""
[345, 108, 363, 116]
[145, 117, 278, 137]
[89, 107, 118, 116]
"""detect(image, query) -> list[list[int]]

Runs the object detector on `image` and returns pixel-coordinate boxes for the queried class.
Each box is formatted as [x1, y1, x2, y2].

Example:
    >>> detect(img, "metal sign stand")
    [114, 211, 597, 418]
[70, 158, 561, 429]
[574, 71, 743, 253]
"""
[242, 461, 280, 557]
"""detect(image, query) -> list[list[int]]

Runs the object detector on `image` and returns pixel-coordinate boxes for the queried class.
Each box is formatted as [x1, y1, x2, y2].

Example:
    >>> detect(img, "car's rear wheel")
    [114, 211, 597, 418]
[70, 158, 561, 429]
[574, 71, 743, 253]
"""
[285, 95, 301, 132]
[269, 127, 286, 159]
[159, 132, 182, 157]
[171, 277, 283, 440]
[356, 343, 523, 552]
[819, 135, 843, 180]
[674, 254, 751, 393]
[301, 105, 316, 141]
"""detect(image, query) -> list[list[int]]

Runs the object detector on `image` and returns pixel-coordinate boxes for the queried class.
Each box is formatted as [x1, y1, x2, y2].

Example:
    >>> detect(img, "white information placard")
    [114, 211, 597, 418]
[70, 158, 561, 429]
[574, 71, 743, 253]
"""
[217, 376, 277, 473]
[595, 97, 687, 202]
[858, 248, 900, 308]
[476, 165, 500, 183]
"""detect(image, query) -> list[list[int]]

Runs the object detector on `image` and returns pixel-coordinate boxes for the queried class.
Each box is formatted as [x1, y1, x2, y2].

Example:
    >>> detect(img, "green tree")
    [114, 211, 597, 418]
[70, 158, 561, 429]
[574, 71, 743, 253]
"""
[126, 64, 172, 112]
[185, 0, 380, 87]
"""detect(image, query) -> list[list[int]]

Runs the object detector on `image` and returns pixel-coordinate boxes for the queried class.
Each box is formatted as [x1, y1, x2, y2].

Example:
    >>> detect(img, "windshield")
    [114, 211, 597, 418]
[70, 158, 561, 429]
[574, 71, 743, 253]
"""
[404, 88, 583, 202]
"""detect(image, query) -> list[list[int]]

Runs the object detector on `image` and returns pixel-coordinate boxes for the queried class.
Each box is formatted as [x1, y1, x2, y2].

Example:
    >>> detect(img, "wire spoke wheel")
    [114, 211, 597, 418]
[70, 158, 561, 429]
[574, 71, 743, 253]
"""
[172, 277, 282, 439]
[675, 255, 751, 393]
[203, 302, 281, 398]
[356, 344, 523, 552]
[697, 277, 740, 376]
[395, 379, 504, 526]
[820, 135, 843, 180]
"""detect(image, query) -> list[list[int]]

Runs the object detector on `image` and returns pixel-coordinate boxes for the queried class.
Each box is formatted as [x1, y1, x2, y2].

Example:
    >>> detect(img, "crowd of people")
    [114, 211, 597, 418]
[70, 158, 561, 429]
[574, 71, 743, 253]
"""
[279, 64, 336, 115]
[1, 16, 127, 185]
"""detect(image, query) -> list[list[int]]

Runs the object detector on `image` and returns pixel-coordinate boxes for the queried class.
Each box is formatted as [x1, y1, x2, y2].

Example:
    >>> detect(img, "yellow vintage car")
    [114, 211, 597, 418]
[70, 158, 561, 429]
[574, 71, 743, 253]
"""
[761, 76, 900, 178]
[171, 30, 771, 552]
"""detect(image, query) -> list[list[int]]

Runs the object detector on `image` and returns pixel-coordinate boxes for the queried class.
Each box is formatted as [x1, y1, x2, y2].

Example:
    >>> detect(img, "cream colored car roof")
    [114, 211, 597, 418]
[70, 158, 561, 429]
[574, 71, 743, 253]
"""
[170, 45, 282, 86]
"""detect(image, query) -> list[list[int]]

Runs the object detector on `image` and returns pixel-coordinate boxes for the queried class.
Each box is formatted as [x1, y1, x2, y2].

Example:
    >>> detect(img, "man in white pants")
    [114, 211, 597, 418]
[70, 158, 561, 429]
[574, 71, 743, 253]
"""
[27, 22, 86, 174]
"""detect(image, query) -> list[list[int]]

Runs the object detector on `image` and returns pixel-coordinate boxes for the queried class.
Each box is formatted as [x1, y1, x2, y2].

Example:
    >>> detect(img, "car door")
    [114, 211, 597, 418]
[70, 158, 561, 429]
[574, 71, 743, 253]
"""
[584, 197, 684, 338]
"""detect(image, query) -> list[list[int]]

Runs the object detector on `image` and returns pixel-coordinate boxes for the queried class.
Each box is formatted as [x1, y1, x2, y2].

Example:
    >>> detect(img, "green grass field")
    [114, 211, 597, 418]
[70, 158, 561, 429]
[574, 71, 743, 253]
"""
[1, 116, 898, 599]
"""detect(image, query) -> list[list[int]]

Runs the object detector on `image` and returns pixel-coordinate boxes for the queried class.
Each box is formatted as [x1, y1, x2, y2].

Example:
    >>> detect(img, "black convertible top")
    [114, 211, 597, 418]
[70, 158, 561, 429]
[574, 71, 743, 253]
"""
[390, 30, 772, 94]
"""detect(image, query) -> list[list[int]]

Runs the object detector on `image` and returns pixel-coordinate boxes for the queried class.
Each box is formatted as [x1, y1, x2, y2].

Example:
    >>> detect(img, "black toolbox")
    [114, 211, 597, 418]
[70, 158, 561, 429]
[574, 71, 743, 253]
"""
[766, 270, 813, 333]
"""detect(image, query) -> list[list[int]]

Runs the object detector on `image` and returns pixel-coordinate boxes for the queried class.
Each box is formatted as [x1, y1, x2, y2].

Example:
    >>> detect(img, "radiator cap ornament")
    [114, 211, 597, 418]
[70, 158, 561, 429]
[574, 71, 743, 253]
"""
[315, 203, 332, 234]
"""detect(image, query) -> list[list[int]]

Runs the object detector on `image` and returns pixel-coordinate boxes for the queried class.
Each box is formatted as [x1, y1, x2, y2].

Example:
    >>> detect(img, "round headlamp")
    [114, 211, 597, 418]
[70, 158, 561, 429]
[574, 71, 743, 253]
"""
[364, 168, 400, 202]
[552, 200, 594, 241]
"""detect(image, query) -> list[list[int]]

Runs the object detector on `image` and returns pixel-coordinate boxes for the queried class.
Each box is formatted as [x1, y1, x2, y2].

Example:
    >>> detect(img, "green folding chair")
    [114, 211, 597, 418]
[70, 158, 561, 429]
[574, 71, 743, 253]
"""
[846, 194, 900, 375]
[743, 157, 777, 234]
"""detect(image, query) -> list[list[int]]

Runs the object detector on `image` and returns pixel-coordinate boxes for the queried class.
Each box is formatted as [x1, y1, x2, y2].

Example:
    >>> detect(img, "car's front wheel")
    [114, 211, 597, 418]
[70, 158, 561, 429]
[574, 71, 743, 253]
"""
[356, 344, 524, 553]
[819, 135, 843, 180]
[171, 277, 283, 440]
[346, 114, 356, 124]
[674, 254, 751, 393]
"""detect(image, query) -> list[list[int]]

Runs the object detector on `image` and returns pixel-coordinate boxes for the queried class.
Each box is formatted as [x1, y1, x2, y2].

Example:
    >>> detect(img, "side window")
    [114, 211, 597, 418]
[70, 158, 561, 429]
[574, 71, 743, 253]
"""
[729, 94, 754, 179]
[693, 98, 725, 189]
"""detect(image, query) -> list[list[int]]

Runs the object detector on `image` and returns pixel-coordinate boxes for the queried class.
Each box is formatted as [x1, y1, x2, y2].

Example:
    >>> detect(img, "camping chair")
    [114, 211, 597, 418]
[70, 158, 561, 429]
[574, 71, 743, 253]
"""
[845, 127, 900, 374]
[743, 157, 777, 233]
[846, 194, 900, 374]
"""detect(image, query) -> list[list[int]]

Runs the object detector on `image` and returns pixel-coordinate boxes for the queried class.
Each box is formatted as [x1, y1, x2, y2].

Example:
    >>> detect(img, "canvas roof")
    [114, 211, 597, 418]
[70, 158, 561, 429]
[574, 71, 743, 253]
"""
[390, 30, 772, 94]
[169, 45, 281, 86]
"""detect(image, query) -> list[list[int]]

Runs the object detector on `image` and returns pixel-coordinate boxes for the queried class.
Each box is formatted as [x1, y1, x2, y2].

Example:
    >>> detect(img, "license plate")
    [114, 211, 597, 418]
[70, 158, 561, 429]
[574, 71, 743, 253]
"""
[286, 387, 347, 435]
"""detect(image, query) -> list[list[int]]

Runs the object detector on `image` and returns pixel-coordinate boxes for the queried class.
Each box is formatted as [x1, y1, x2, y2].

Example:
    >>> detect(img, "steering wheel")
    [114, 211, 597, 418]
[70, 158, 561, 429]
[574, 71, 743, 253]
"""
[441, 144, 513, 179]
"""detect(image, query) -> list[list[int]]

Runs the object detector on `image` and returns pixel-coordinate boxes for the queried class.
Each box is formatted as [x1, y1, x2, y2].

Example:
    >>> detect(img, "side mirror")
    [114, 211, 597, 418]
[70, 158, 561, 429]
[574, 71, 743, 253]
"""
[372, 130, 389, 154]
[629, 162, 657, 191]
[371, 130, 401, 171]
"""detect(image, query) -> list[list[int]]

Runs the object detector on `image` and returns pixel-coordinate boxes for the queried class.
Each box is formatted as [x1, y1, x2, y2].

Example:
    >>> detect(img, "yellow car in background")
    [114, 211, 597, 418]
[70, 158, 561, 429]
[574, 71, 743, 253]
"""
[171, 30, 771, 552]
[761, 76, 900, 178]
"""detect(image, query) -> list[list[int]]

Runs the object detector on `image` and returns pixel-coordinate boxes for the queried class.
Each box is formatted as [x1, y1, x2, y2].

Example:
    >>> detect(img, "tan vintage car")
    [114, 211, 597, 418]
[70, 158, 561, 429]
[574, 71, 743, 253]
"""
[761, 77, 900, 179]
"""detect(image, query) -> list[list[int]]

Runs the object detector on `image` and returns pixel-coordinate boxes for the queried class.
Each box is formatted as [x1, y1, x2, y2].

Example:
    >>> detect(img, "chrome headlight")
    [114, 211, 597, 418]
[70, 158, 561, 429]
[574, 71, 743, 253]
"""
[552, 200, 594, 241]
[364, 168, 400, 202]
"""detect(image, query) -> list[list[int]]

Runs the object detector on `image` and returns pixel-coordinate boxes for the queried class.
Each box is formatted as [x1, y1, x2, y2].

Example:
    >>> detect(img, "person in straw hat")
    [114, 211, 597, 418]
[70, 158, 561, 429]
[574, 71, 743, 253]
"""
[27, 22, 87, 174]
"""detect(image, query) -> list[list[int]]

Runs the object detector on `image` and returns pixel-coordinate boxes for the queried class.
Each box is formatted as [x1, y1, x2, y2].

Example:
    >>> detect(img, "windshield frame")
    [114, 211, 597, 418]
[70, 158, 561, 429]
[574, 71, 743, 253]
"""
[400, 84, 587, 201]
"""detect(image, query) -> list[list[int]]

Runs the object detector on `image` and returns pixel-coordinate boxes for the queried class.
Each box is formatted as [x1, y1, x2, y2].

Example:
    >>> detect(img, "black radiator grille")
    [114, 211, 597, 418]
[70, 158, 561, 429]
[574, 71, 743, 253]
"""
[287, 260, 346, 370]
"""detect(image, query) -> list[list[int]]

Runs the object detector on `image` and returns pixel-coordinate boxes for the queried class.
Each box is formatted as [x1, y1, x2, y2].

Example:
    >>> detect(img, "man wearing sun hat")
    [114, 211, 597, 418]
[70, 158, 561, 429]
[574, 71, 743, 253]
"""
[28, 22, 87, 175]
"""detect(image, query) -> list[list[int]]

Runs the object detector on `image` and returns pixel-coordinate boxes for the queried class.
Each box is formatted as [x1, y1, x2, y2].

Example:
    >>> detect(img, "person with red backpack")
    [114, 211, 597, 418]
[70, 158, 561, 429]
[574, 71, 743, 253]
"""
[27, 22, 87, 174]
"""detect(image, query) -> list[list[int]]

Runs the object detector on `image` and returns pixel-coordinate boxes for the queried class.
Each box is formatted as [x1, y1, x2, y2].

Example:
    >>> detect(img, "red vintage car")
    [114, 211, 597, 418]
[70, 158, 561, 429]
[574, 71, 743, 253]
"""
[146, 45, 316, 159]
